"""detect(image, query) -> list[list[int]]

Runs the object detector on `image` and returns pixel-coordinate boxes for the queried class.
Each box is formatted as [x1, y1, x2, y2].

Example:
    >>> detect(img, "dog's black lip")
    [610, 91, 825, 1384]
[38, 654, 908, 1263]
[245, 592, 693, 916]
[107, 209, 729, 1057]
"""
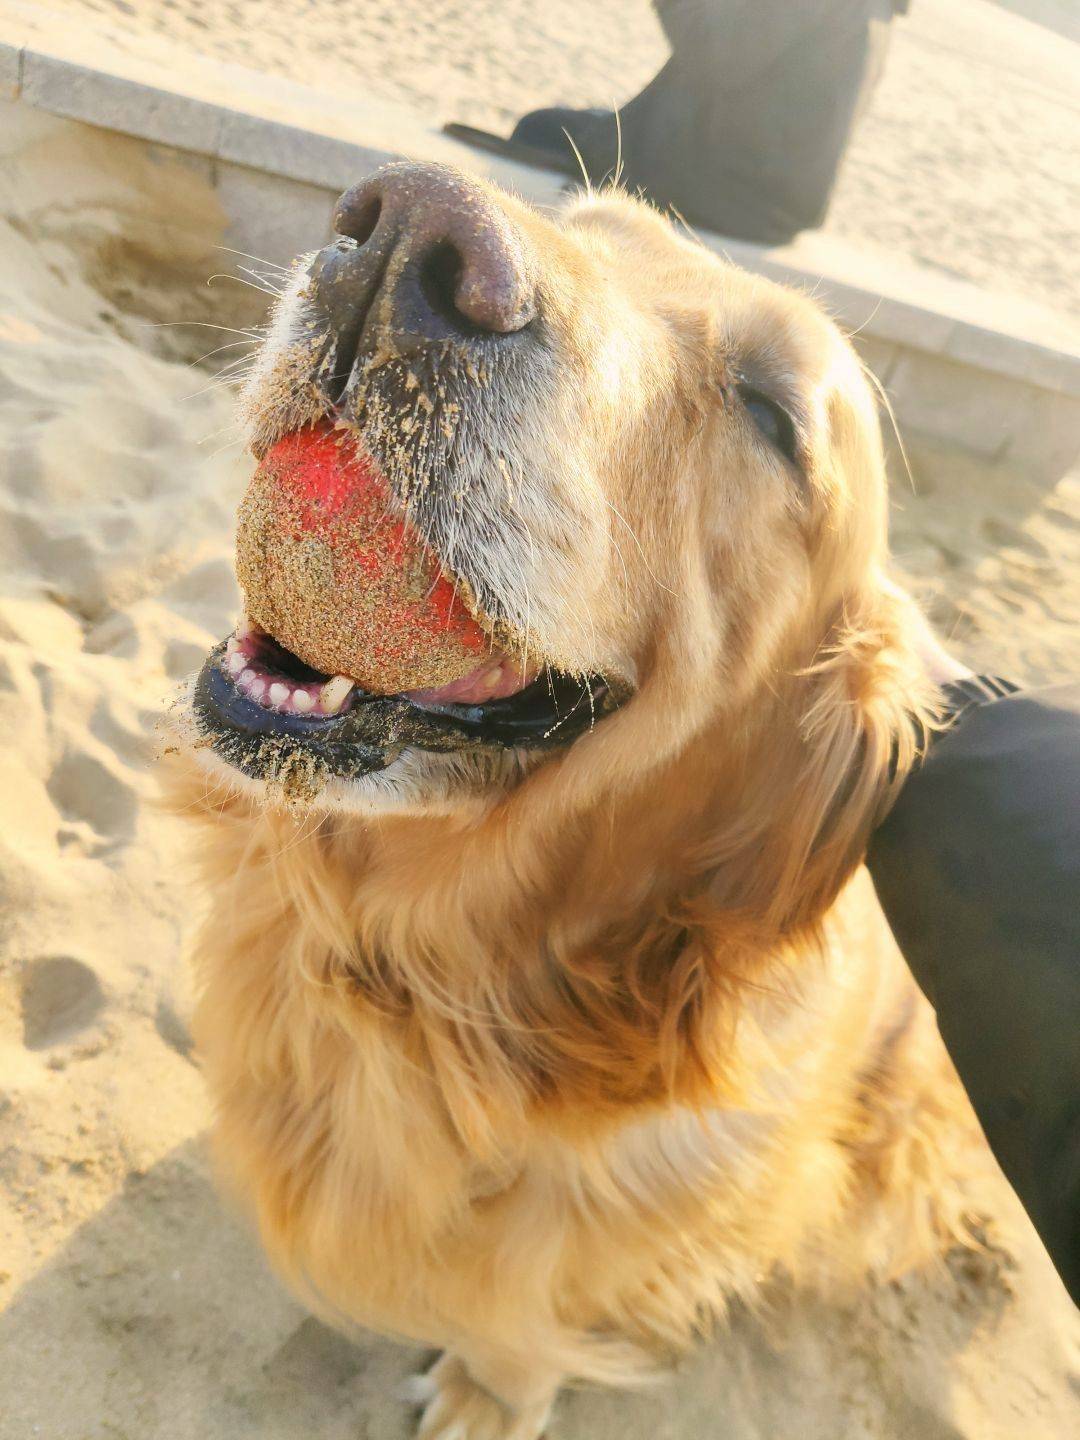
[192, 641, 627, 786]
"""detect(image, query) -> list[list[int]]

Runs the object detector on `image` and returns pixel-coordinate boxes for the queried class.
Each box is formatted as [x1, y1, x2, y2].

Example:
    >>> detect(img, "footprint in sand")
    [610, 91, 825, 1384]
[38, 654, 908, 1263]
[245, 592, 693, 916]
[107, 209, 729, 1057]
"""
[981, 517, 1051, 562]
[267, 1316, 367, 1389]
[20, 955, 106, 1051]
[46, 746, 138, 849]
[155, 965, 196, 1062]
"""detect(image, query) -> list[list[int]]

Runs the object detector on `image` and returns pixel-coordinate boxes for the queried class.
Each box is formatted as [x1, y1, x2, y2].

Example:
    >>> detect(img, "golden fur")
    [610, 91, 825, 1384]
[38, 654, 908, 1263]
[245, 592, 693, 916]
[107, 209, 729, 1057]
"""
[169, 181, 979, 1438]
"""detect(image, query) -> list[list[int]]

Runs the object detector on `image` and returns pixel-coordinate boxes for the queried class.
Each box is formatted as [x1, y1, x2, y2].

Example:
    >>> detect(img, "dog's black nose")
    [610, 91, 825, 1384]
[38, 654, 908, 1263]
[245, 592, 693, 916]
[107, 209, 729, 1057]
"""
[314, 162, 537, 371]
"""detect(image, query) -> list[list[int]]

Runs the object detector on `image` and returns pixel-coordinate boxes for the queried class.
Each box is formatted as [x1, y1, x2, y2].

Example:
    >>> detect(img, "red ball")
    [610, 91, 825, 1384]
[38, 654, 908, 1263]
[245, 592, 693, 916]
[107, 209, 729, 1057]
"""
[235, 422, 490, 693]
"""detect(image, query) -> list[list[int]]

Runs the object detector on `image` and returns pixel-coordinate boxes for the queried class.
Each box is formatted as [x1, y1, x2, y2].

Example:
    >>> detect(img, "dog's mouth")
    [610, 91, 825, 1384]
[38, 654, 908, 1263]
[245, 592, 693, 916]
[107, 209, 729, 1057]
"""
[192, 620, 623, 792]
[186, 416, 627, 797]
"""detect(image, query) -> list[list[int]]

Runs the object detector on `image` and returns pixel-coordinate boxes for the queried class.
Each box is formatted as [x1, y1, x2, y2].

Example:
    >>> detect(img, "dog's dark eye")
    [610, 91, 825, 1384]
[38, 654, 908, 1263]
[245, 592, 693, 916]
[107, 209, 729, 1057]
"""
[736, 384, 798, 465]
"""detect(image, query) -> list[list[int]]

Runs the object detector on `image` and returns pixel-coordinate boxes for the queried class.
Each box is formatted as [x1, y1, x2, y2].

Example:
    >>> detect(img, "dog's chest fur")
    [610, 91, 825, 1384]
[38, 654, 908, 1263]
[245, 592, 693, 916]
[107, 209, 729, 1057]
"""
[189, 814, 916, 1368]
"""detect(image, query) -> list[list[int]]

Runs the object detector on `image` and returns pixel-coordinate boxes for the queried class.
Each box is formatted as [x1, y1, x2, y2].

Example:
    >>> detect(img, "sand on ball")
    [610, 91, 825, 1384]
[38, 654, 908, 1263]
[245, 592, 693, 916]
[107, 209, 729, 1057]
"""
[235, 422, 491, 693]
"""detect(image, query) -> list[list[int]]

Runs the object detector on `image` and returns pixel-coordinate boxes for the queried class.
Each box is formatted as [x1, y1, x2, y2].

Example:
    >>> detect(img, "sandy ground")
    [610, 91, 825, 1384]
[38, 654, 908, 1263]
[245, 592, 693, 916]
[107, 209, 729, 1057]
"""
[21, 0, 1080, 323]
[1, 62, 1079, 1440]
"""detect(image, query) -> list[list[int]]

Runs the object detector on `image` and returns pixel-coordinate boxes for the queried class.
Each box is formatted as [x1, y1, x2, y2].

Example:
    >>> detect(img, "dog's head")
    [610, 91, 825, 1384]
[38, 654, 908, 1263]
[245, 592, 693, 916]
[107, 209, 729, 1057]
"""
[186, 162, 932, 923]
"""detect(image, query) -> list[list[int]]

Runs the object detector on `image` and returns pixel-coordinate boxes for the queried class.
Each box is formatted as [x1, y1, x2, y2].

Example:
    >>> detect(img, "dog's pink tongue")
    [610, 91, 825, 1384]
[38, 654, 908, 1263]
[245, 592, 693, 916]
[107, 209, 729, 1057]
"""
[407, 657, 539, 706]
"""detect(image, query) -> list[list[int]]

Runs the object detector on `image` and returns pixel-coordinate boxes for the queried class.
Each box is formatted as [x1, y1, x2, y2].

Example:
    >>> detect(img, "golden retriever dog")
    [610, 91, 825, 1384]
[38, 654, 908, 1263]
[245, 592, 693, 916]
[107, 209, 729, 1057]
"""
[169, 162, 977, 1438]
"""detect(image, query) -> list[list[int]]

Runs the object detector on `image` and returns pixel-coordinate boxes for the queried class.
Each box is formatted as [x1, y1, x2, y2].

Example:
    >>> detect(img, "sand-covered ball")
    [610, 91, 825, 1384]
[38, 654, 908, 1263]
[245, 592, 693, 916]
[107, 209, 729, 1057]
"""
[235, 422, 490, 693]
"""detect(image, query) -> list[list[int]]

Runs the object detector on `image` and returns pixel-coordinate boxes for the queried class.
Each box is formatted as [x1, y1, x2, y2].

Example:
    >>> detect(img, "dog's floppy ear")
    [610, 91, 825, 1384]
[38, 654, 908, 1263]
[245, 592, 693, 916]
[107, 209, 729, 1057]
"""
[692, 581, 940, 937]
[583, 583, 940, 1107]
[764, 581, 940, 930]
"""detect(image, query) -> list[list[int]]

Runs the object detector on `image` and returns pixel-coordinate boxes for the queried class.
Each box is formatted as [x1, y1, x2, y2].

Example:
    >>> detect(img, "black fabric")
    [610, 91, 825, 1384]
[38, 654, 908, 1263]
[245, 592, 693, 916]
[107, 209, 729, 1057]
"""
[868, 684, 1080, 1305]
[509, 0, 901, 242]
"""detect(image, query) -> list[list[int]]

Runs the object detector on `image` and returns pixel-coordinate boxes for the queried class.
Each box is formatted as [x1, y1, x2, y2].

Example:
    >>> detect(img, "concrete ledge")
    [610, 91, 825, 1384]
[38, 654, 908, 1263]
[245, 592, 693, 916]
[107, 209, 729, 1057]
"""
[992, 0, 1080, 43]
[21, 48, 223, 153]
[215, 111, 389, 194]
[2, 1, 1079, 480]
[0, 37, 22, 100]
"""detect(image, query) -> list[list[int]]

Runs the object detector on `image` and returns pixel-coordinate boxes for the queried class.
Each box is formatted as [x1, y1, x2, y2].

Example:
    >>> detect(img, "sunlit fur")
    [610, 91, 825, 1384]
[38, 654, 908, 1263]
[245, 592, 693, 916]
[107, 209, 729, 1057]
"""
[168, 183, 979, 1438]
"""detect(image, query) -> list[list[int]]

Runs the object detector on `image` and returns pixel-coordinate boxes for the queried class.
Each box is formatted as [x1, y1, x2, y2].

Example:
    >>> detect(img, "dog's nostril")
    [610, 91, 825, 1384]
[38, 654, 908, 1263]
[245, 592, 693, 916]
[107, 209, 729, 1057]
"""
[338, 195, 382, 247]
[418, 241, 479, 336]
[322, 165, 536, 360]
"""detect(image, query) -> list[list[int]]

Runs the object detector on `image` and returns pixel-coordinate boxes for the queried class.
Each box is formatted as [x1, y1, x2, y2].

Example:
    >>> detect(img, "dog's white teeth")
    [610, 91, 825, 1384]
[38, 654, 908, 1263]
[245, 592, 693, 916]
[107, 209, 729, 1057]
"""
[227, 645, 353, 716]
[320, 675, 354, 714]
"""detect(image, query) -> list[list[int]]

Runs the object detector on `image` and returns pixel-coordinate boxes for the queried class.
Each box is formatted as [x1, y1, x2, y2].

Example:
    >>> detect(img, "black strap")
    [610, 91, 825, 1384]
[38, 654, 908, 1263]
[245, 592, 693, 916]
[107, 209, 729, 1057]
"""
[938, 674, 1021, 721]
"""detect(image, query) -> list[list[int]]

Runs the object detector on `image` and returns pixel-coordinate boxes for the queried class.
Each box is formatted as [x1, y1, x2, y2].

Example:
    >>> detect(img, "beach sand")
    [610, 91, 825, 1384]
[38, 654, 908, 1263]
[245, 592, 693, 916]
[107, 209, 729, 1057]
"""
[1, 26, 1079, 1440]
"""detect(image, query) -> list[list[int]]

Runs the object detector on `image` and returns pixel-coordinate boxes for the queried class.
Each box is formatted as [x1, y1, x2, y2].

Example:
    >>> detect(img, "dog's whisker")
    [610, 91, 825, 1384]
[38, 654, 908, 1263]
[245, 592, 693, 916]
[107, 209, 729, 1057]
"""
[146, 319, 266, 338]
[178, 366, 257, 404]
[562, 125, 594, 197]
[205, 435, 246, 461]
[861, 359, 915, 496]
[187, 337, 261, 369]
[236, 263, 288, 296]
[214, 244, 292, 273]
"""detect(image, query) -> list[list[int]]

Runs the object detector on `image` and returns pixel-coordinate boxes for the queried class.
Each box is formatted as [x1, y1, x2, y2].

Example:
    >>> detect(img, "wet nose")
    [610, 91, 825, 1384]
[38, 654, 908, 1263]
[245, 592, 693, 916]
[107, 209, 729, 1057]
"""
[315, 162, 537, 365]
